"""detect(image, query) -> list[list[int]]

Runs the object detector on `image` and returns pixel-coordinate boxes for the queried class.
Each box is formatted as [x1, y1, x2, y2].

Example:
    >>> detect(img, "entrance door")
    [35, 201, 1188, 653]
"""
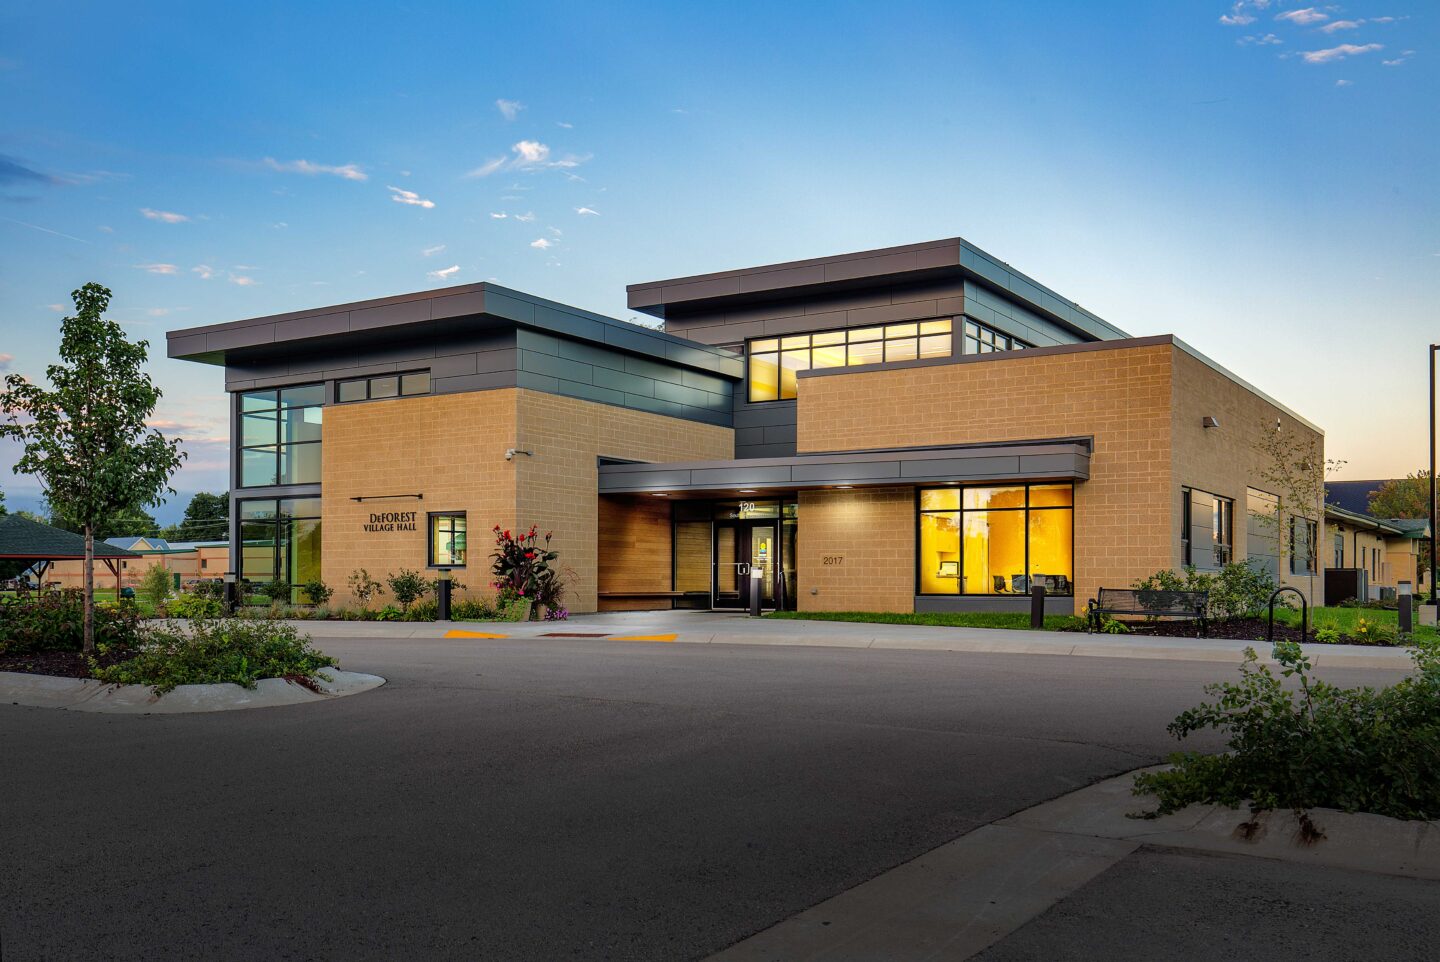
[713, 521, 777, 610]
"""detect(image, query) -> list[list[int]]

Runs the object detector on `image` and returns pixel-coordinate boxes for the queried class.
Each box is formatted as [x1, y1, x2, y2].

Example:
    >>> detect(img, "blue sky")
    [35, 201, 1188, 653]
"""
[1, 0, 1436, 522]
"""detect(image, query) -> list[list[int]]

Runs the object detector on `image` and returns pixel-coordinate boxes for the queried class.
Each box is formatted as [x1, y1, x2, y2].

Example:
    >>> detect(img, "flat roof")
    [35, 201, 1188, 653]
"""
[626, 236, 1130, 343]
[166, 282, 743, 380]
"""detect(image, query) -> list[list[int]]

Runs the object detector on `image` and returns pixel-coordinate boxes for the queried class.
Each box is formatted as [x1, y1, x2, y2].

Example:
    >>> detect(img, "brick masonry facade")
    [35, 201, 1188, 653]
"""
[321, 387, 732, 611]
[794, 341, 1324, 614]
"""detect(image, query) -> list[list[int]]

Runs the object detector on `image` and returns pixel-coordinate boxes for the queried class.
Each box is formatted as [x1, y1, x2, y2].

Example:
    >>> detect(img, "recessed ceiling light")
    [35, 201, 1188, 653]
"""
[739, 489, 757, 494]
[836, 485, 853, 489]
[652, 492, 669, 497]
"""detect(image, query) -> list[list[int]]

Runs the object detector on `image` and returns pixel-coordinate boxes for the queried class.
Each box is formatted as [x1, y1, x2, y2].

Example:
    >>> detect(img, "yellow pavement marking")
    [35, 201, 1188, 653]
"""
[444, 629, 509, 639]
[610, 633, 678, 643]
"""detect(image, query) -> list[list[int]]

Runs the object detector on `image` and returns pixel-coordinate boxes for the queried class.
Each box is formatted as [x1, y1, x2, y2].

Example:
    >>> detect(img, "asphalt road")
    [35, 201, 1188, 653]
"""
[0, 636, 1411, 961]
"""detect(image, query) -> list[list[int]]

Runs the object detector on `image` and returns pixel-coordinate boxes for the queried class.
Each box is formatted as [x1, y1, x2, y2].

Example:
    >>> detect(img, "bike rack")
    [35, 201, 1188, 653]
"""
[1266, 586, 1308, 644]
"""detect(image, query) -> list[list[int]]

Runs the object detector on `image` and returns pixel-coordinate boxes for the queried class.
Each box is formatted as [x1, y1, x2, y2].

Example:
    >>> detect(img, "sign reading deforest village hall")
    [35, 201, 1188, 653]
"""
[364, 511, 418, 533]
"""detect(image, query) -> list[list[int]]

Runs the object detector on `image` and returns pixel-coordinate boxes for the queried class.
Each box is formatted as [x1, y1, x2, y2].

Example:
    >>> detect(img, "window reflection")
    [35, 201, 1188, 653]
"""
[747, 319, 954, 401]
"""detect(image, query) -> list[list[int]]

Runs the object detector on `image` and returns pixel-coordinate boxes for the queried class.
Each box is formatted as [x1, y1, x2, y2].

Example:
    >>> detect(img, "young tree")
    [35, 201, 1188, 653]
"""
[1252, 421, 1341, 605]
[0, 284, 184, 652]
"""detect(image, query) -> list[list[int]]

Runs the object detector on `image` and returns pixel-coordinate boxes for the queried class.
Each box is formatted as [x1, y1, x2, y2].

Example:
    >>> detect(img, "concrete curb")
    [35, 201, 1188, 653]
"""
[0, 669, 386, 714]
[293, 617, 1420, 669]
[706, 768, 1438, 961]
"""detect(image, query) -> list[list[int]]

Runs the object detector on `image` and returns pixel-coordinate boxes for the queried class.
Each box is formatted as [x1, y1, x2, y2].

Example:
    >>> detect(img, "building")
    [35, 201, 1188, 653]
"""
[166, 237, 1325, 615]
[1322, 505, 1429, 602]
[46, 538, 229, 591]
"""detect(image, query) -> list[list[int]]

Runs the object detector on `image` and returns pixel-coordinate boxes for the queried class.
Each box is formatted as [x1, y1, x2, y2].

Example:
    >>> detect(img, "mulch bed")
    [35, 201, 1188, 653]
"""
[0, 648, 137, 679]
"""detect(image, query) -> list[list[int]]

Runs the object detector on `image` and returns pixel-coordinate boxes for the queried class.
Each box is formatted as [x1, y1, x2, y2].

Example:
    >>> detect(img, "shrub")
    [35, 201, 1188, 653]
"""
[189, 579, 224, 600]
[1132, 561, 1278, 621]
[408, 598, 438, 621]
[259, 578, 291, 606]
[1133, 640, 1440, 820]
[451, 598, 496, 620]
[1349, 617, 1397, 646]
[90, 618, 338, 695]
[1099, 617, 1130, 634]
[0, 590, 143, 654]
[1313, 625, 1341, 644]
[168, 592, 224, 619]
[347, 569, 384, 609]
[139, 564, 173, 608]
[386, 568, 431, 611]
[303, 579, 333, 606]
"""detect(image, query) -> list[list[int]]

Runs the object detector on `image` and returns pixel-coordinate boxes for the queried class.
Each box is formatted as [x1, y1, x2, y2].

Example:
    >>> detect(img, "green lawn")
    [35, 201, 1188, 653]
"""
[763, 610, 1080, 631]
[1273, 605, 1437, 642]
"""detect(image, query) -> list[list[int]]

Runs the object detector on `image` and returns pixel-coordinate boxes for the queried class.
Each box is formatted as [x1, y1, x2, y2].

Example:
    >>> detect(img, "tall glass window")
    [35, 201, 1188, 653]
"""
[239, 385, 323, 487]
[239, 496, 322, 603]
[917, 483, 1073, 596]
[748, 319, 953, 402]
[429, 513, 467, 567]
[961, 320, 1028, 355]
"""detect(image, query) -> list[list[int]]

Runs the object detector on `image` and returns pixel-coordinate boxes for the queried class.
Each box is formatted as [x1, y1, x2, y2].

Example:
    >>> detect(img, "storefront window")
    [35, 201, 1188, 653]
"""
[238, 497, 322, 603]
[917, 484, 1074, 595]
[238, 385, 323, 487]
[429, 513, 467, 567]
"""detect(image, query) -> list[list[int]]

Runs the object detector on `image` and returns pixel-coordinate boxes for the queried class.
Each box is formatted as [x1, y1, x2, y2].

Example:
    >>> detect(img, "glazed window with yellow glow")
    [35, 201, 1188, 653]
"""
[747, 319, 953, 402]
[917, 483, 1073, 596]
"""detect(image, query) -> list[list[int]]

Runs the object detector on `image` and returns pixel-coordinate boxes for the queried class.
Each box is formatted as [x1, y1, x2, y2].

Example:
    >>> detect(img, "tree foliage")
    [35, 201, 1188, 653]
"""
[161, 491, 229, 542]
[0, 284, 185, 651]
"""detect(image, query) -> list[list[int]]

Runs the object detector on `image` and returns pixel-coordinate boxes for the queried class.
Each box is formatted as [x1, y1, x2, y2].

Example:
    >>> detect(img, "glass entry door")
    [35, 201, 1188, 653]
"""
[713, 521, 777, 610]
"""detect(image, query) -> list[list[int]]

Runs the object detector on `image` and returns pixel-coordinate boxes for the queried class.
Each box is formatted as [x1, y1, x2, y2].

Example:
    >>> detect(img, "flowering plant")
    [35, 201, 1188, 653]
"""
[491, 525, 564, 614]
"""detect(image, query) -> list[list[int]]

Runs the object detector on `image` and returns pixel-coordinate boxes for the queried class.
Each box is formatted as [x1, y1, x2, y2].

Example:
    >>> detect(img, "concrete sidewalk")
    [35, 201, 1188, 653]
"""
[293, 610, 1420, 670]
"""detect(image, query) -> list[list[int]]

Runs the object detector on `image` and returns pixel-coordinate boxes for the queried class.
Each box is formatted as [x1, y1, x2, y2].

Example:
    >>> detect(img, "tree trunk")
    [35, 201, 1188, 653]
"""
[83, 526, 96, 655]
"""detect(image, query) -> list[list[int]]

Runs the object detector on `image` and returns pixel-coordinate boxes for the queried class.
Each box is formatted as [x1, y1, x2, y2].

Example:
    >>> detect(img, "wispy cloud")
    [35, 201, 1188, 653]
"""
[192, 264, 217, 280]
[1320, 19, 1364, 33]
[135, 263, 178, 274]
[514, 211, 536, 223]
[388, 185, 436, 208]
[1300, 42, 1382, 64]
[0, 352, 12, 372]
[465, 140, 589, 177]
[1335, 78, 1354, 87]
[496, 99, 524, 121]
[427, 264, 460, 279]
[422, 243, 447, 256]
[1276, 7, 1327, 25]
[263, 157, 368, 181]
[489, 212, 508, 219]
[1238, 33, 1283, 45]
[1, 217, 90, 243]
[575, 206, 600, 216]
[1219, 12, 1255, 25]
[1383, 50, 1415, 66]
[556, 121, 573, 129]
[529, 238, 553, 250]
[46, 303, 65, 312]
[0, 154, 57, 186]
[140, 207, 189, 223]
[229, 273, 257, 286]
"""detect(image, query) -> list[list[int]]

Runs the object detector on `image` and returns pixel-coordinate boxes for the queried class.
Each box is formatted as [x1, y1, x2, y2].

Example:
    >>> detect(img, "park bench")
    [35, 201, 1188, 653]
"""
[1087, 588, 1208, 637]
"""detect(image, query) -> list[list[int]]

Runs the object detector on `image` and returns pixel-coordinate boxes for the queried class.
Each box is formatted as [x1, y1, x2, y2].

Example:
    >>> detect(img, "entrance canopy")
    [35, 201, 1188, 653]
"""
[598, 439, 1090, 497]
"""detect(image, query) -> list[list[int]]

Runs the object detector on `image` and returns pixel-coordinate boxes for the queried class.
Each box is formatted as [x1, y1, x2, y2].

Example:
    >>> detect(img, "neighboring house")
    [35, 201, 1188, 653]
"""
[1322, 505, 1430, 601]
[165, 236, 1326, 615]
[47, 538, 228, 590]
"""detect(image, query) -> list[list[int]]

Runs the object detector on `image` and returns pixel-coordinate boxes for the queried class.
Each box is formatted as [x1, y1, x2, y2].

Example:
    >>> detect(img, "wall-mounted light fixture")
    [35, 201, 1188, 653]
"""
[505, 448, 534, 461]
[1202, 416, 1220, 429]
[350, 493, 424, 502]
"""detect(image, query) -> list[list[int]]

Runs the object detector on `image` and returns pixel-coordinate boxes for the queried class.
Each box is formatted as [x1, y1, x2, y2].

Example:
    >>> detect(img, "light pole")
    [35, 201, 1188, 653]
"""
[1431, 345, 1438, 612]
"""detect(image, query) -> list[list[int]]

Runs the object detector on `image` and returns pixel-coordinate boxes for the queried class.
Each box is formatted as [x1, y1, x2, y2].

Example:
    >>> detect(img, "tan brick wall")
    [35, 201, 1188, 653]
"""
[1169, 349, 1325, 603]
[796, 344, 1175, 614]
[797, 486, 915, 612]
[322, 390, 518, 606]
[597, 495, 674, 611]
[515, 390, 733, 613]
[322, 388, 732, 612]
